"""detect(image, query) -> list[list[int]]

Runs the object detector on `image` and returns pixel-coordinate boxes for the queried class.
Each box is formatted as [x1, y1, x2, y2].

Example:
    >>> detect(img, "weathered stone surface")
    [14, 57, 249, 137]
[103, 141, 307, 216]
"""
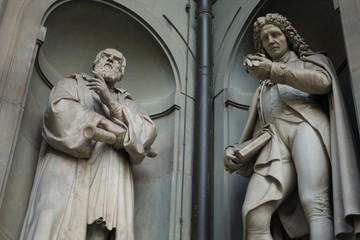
[0, 1, 197, 239]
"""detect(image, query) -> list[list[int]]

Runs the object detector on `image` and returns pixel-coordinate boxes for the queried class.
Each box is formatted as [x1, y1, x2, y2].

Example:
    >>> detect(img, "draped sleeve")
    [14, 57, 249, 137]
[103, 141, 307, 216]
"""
[109, 93, 157, 165]
[42, 77, 105, 159]
[270, 60, 332, 95]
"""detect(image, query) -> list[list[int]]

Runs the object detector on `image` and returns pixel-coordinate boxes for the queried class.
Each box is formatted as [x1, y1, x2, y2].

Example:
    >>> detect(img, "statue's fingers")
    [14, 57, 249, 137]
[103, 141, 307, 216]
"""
[252, 60, 260, 66]
[88, 85, 103, 92]
[225, 153, 238, 161]
[246, 54, 255, 59]
[87, 86, 97, 91]
[225, 158, 242, 170]
[224, 157, 233, 169]
[86, 82, 99, 87]
[84, 77, 101, 83]
[245, 59, 253, 67]
[224, 161, 232, 171]
[224, 147, 235, 155]
[249, 55, 264, 61]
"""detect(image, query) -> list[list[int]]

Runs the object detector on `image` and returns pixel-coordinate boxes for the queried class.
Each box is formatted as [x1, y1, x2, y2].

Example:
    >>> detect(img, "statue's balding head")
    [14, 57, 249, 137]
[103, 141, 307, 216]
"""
[92, 48, 126, 82]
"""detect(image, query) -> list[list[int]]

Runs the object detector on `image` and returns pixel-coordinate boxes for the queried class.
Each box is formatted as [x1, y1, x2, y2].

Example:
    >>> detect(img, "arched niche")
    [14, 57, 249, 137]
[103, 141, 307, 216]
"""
[40, 0, 179, 182]
[0, 1, 178, 239]
[224, 0, 350, 239]
[39, 0, 175, 103]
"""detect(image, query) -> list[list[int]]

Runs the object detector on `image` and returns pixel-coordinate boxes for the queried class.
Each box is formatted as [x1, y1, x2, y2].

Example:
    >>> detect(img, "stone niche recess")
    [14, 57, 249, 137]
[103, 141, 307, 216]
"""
[0, 1, 177, 240]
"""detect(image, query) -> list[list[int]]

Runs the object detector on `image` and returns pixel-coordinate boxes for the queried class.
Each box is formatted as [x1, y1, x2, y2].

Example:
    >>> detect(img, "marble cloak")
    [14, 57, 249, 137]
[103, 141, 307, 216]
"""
[238, 53, 360, 239]
[20, 74, 157, 240]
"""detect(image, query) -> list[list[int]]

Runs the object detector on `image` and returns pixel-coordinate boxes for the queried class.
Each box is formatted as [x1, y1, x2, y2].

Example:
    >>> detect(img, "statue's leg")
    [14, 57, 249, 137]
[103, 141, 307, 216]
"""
[246, 200, 276, 240]
[86, 223, 111, 240]
[291, 122, 334, 240]
[244, 161, 296, 240]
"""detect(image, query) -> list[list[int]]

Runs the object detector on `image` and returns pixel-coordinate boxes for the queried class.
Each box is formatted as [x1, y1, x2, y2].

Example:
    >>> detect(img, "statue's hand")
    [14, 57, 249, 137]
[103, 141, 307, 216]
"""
[243, 54, 272, 80]
[85, 71, 112, 106]
[97, 118, 126, 149]
[224, 146, 243, 173]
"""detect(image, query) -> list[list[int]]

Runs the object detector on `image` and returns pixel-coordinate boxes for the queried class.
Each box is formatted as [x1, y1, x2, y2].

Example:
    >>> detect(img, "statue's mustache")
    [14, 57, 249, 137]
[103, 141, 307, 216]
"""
[94, 63, 122, 81]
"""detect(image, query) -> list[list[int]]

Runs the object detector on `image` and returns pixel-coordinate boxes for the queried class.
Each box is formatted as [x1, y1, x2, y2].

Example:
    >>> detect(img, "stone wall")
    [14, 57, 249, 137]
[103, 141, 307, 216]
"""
[0, 0, 358, 239]
[0, 0, 196, 239]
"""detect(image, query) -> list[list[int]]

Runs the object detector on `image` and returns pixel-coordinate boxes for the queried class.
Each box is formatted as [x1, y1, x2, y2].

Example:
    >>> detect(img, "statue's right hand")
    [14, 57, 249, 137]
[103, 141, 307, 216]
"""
[224, 146, 243, 173]
[243, 53, 272, 80]
[85, 71, 112, 106]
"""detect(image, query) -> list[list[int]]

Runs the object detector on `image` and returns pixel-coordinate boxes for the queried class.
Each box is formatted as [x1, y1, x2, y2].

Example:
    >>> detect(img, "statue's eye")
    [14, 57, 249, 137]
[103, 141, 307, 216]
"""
[273, 32, 281, 38]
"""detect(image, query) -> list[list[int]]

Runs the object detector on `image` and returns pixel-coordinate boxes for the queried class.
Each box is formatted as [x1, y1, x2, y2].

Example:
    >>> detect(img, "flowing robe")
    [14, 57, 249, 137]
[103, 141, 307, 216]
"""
[238, 53, 360, 239]
[20, 73, 157, 240]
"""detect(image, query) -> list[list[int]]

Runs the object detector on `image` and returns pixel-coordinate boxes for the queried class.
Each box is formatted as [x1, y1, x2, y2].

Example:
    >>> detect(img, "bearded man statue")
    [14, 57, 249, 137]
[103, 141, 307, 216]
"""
[20, 48, 157, 240]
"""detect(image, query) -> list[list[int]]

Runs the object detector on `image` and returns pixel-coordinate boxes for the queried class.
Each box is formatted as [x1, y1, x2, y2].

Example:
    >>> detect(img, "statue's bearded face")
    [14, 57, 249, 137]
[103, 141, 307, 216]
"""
[93, 52, 124, 83]
[260, 24, 289, 60]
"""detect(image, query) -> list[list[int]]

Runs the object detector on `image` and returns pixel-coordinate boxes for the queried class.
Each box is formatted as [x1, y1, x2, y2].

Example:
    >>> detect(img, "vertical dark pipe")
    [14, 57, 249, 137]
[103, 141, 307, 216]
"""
[191, 0, 213, 239]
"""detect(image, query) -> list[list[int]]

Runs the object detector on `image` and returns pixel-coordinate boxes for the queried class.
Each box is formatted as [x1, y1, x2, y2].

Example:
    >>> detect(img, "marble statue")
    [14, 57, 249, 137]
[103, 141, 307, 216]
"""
[20, 48, 157, 240]
[224, 13, 360, 239]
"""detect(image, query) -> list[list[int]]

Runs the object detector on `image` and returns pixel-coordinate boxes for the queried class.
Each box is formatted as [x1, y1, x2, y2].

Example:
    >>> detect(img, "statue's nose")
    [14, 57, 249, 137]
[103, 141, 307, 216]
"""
[108, 55, 115, 62]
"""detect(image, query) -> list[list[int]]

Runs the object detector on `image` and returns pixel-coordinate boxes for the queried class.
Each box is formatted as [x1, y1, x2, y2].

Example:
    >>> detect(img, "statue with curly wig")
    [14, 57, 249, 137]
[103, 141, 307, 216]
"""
[224, 13, 360, 239]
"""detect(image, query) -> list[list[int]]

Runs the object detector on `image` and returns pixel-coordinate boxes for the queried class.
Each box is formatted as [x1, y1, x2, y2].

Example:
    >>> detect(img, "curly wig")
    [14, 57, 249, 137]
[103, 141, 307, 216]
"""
[253, 13, 311, 58]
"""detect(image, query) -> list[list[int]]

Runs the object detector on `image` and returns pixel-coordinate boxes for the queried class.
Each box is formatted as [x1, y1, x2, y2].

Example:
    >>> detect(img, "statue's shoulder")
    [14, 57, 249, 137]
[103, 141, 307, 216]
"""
[64, 73, 93, 89]
[300, 51, 334, 71]
[300, 51, 331, 64]
[67, 73, 91, 81]
[51, 73, 81, 89]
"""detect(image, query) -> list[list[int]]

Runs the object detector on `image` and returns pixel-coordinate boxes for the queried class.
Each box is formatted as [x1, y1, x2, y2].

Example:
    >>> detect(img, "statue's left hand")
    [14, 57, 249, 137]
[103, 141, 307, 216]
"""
[97, 118, 126, 149]
[85, 71, 112, 106]
[243, 54, 272, 80]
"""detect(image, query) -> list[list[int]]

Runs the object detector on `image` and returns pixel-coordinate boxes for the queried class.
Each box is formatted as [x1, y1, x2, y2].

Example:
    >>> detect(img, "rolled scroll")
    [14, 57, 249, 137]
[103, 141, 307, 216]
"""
[83, 124, 117, 144]
[83, 124, 157, 158]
